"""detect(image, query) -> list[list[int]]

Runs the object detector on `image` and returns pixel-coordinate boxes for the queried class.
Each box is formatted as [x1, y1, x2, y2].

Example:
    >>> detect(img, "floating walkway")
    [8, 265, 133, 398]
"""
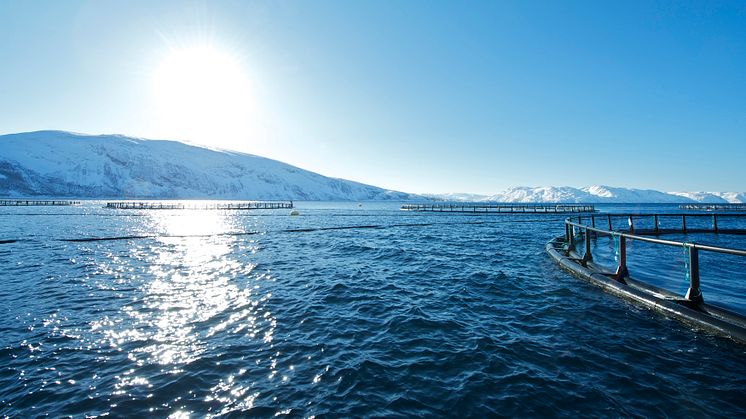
[105, 201, 293, 210]
[0, 199, 80, 206]
[680, 203, 746, 211]
[401, 203, 595, 213]
[546, 213, 746, 344]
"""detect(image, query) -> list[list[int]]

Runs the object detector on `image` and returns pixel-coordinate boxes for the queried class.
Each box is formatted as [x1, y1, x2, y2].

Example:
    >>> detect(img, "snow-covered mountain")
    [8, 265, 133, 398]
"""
[668, 191, 746, 204]
[421, 192, 490, 202]
[438, 186, 746, 203]
[2, 131, 741, 203]
[0, 131, 414, 200]
[581, 185, 686, 203]
[485, 186, 596, 203]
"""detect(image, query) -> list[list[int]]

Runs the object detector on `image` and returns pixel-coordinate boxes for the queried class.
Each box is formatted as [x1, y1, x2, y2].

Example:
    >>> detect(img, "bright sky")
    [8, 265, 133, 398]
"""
[0, 1, 744, 194]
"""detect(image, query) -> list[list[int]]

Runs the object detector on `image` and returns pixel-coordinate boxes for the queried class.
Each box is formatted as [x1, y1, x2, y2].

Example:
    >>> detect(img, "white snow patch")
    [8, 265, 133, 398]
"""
[0, 130, 415, 200]
[442, 185, 746, 204]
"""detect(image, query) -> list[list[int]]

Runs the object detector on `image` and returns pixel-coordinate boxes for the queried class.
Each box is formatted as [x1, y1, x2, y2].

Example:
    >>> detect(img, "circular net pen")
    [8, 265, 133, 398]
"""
[546, 213, 746, 344]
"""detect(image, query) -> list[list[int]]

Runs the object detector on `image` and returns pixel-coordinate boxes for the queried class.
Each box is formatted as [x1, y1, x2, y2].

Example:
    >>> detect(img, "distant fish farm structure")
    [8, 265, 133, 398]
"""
[0, 199, 80, 206]
[105, 201, 294, 210]
[401, 203, 595, 213]
[680, 203, 746, 211]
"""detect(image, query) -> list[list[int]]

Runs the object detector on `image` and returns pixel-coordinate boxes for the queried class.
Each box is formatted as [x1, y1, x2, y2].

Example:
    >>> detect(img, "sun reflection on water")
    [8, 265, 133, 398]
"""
[130, 211, 251, 366]
[90, 209, 279, 414]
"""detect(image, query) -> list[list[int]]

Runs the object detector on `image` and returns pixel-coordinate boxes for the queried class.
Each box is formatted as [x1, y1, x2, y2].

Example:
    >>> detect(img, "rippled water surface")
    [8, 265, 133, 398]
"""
[1, 202, 745, 417]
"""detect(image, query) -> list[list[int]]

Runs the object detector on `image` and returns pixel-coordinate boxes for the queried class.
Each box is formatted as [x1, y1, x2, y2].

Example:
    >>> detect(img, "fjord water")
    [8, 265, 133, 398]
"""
[1, 202, 745, 417]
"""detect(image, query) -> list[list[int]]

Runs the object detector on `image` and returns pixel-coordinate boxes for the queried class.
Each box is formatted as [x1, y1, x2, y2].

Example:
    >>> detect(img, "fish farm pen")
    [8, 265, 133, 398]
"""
[546, 212, 746, 344]
[680, 203, 746, 211]
[401, 203, 596, 213]
[105, 201, 294, 210]
[0, 200, 80, 206]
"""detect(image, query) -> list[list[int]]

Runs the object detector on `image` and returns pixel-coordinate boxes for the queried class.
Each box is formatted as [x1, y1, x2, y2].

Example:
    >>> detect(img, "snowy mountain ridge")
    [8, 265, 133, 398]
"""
[1, 131, 742, 202]
[0, 130, 414, 200]
[433, 186, 746, 203]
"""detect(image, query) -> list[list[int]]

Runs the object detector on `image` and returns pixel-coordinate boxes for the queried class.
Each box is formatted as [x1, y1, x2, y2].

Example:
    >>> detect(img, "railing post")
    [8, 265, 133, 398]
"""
[628, 215, 634, 233]
[685, 246, 703, 304]
[614, 235, 628, 279]
[608, 215, 612, 231]
[582, 228, 593, 263]
[568, 225, 576, 251]
[713, 214, 718, 233]
[591, 215, 595, 228]
[682, 215, 687, 234]
[654, 215, 659, 234]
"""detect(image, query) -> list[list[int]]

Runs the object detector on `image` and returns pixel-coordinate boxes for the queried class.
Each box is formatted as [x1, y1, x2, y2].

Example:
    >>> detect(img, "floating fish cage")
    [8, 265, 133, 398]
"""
[680, 203, 746, 211]
[0, 199, 80, 206]
[547, 213, 746, 344]
[401, 203, 595, 213]
[105, 201, 294, 210]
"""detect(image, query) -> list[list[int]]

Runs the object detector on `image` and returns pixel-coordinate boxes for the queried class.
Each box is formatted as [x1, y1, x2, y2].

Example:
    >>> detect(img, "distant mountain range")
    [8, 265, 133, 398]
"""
[0, 131, 414, 200]
[427, 186, 746, 204]
[1, 131, 742, 202]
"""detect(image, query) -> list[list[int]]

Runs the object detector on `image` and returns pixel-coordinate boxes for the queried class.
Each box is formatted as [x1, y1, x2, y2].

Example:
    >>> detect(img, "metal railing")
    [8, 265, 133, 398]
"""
[0, 200, 80, 206]
[680, 203, 746, 211]
[105, 201, 294, 210]
[564, 213, 746, 305]
[401, 203, 596, 213]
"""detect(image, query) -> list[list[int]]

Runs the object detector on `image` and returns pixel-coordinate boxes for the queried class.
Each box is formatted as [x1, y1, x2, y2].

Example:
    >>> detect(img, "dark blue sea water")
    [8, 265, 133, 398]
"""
[1, 202, 745, 417]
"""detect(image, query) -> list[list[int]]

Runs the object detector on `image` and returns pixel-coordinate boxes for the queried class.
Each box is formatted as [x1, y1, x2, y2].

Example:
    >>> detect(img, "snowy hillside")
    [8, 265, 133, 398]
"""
[438, 186, 746, 203]
[2, 131, 741, 203]
[421, 192, 490, 202]
[668, 191, 746, 204]
[0, 131, 414, 200]
[484, 186, 596, 203]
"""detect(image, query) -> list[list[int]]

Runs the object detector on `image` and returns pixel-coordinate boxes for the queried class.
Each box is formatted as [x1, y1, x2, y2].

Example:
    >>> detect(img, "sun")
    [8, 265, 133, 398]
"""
[151, 44, 254, 150]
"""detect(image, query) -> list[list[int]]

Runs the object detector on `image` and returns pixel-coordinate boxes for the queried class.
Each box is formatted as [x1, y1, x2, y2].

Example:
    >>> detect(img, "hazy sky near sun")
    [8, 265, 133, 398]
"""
[0, 0, 745, 194]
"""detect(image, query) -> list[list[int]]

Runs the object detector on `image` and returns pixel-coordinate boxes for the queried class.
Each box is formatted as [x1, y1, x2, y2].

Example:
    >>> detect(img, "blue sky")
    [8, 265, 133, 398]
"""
[0, 1, 744, 194]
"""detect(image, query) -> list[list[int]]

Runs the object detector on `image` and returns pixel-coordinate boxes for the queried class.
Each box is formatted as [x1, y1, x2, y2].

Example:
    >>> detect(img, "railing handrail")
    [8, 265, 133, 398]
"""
[680, 203, 746, 210]
[564, 214, 746, 257]
[401, 203, 596, 213]
[562, 213, 746, 305]
[401, 203, 594, 207]
[568, 212, 746, 218]
[104, 200, 293, 210]
[0, 200, 80, 206]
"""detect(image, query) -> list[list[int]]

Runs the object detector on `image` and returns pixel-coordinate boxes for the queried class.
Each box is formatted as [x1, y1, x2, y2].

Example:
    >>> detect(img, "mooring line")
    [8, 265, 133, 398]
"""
[283, 225, 383, 233]
[56, 218, 567, 243]
[0, 216, 569, 245]
[63, 235, 157, 242]
[0, 211, 572, 219]
[62, 231, 263, 242]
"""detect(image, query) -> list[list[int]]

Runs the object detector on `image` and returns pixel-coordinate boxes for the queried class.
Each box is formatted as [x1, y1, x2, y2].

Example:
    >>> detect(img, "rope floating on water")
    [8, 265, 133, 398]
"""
[52, 218, 563, 243]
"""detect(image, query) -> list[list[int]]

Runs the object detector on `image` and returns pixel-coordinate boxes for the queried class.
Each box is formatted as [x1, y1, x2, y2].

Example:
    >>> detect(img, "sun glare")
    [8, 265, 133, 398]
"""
[151, 45, 254, 150]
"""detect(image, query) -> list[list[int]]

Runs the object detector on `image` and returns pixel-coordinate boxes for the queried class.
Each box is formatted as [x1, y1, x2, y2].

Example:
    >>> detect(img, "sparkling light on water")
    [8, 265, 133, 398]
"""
[88, 211, 278, 414]
[1, 203, 746, 417]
